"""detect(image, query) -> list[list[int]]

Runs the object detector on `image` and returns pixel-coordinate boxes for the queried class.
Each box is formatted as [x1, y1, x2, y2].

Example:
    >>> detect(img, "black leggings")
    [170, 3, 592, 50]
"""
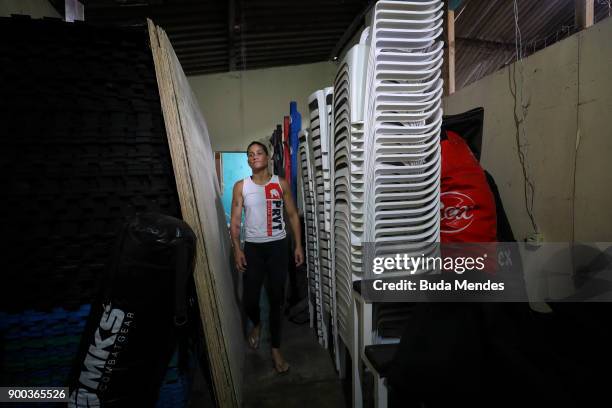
[243, 238, 289, 348]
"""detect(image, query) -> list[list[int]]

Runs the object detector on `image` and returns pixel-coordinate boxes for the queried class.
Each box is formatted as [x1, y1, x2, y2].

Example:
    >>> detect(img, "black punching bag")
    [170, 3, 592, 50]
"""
[68, 213, 196, 407]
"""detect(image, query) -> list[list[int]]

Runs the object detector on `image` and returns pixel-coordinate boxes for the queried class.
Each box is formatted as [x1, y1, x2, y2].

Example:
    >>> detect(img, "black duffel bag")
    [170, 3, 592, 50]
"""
[68, 213, 196, 407]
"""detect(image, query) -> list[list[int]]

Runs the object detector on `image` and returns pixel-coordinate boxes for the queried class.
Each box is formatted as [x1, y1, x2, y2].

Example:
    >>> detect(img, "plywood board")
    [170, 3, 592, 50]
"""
[148, 20, 243, 407]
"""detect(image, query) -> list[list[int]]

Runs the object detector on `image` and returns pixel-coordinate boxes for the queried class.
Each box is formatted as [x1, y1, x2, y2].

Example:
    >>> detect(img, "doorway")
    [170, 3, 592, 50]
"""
[218, 151, 251, 225]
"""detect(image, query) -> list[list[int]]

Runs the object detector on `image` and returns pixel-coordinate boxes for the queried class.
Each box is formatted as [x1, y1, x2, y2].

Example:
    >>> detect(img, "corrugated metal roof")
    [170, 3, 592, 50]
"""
[455, 0, 611, 89]
[80, 0, 611, 80]
[82, 0, 367, 75]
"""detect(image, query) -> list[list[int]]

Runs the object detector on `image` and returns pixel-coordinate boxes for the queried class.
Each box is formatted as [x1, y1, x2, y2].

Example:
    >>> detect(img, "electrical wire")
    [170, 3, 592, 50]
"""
[512, 0, 538, 235]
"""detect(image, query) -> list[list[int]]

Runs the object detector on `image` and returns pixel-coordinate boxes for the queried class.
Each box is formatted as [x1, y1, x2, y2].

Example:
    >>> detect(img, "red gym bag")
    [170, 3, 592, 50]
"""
[440, 129, 497, 243]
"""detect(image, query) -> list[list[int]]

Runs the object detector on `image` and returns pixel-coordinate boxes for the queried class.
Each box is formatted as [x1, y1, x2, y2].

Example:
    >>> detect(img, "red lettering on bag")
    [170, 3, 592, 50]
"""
[441, 191, 475, 233]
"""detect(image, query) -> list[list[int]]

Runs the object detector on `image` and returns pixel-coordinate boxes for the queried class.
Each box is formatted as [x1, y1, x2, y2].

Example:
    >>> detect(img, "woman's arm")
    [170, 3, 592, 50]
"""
[280, 178, 304, 266]
[230, 180, 247, 272]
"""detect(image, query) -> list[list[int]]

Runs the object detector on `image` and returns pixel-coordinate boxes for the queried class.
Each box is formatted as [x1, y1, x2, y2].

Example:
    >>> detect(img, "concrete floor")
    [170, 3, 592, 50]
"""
[242, 312, 346, 408]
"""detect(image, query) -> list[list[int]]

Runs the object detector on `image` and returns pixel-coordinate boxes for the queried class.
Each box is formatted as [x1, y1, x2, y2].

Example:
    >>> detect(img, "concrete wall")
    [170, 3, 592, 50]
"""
[444, 17, 612, 242]
[0, 0, 60, 18]
[188, 61, 337, 152]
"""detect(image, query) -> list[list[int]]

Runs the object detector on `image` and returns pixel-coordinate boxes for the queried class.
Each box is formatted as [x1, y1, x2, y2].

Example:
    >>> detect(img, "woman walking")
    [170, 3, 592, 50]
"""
[230, 141, 304, 374]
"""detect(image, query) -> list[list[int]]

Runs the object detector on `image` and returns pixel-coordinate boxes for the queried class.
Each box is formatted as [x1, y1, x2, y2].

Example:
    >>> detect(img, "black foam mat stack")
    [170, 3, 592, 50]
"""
[0, 16, 181, 312]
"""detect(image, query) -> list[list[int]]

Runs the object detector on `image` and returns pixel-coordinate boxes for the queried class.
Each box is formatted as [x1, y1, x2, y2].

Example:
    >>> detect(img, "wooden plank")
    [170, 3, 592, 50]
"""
[575, 0, 594, 29]
[147, 19, 243, 408]
[443, 9, 456, 95]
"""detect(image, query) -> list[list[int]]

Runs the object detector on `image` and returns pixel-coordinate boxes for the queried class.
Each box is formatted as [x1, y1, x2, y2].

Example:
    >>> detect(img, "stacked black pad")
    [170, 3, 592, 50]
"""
[0, 16, 181, 313]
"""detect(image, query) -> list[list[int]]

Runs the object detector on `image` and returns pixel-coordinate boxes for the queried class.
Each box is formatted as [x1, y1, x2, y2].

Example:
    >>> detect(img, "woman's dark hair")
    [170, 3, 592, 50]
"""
[246, 141, 269, 156]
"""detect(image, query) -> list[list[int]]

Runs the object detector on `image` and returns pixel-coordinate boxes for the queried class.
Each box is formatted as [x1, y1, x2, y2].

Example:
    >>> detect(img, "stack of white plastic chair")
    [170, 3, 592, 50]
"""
[331, 1, 444, 406]
[331, 35, 368, 362]
[320, 88, 335, 301]
[323, 87, 339, 359]
[307, 87, 337, 349]
[298, 130, 326, 346]
[361, 0, 443, 267]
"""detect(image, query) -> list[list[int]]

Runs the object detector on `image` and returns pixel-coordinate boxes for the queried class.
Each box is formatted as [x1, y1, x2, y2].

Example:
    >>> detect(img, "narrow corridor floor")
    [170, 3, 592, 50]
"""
[242, 313, 346, 408]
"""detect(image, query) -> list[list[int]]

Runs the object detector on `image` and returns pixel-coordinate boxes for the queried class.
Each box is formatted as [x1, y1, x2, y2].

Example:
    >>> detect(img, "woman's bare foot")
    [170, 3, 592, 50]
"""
[271, 347, 290, 374]
[248, 324, 260, 349]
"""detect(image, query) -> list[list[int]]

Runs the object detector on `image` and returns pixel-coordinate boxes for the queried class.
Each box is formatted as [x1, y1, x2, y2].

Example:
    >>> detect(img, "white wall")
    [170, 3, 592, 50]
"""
[0, 0, 60, 18]
[188, 61, 337, 152]
[444, 17, 612, 242]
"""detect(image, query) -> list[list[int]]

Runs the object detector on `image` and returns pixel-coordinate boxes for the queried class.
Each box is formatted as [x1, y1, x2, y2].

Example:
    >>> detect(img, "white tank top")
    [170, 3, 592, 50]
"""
[242, 175, 286, 243]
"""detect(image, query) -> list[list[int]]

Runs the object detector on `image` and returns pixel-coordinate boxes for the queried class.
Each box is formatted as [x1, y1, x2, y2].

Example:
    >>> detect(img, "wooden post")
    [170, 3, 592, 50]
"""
[575, 0, 594, 30]
[443, 8, 456, 96]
